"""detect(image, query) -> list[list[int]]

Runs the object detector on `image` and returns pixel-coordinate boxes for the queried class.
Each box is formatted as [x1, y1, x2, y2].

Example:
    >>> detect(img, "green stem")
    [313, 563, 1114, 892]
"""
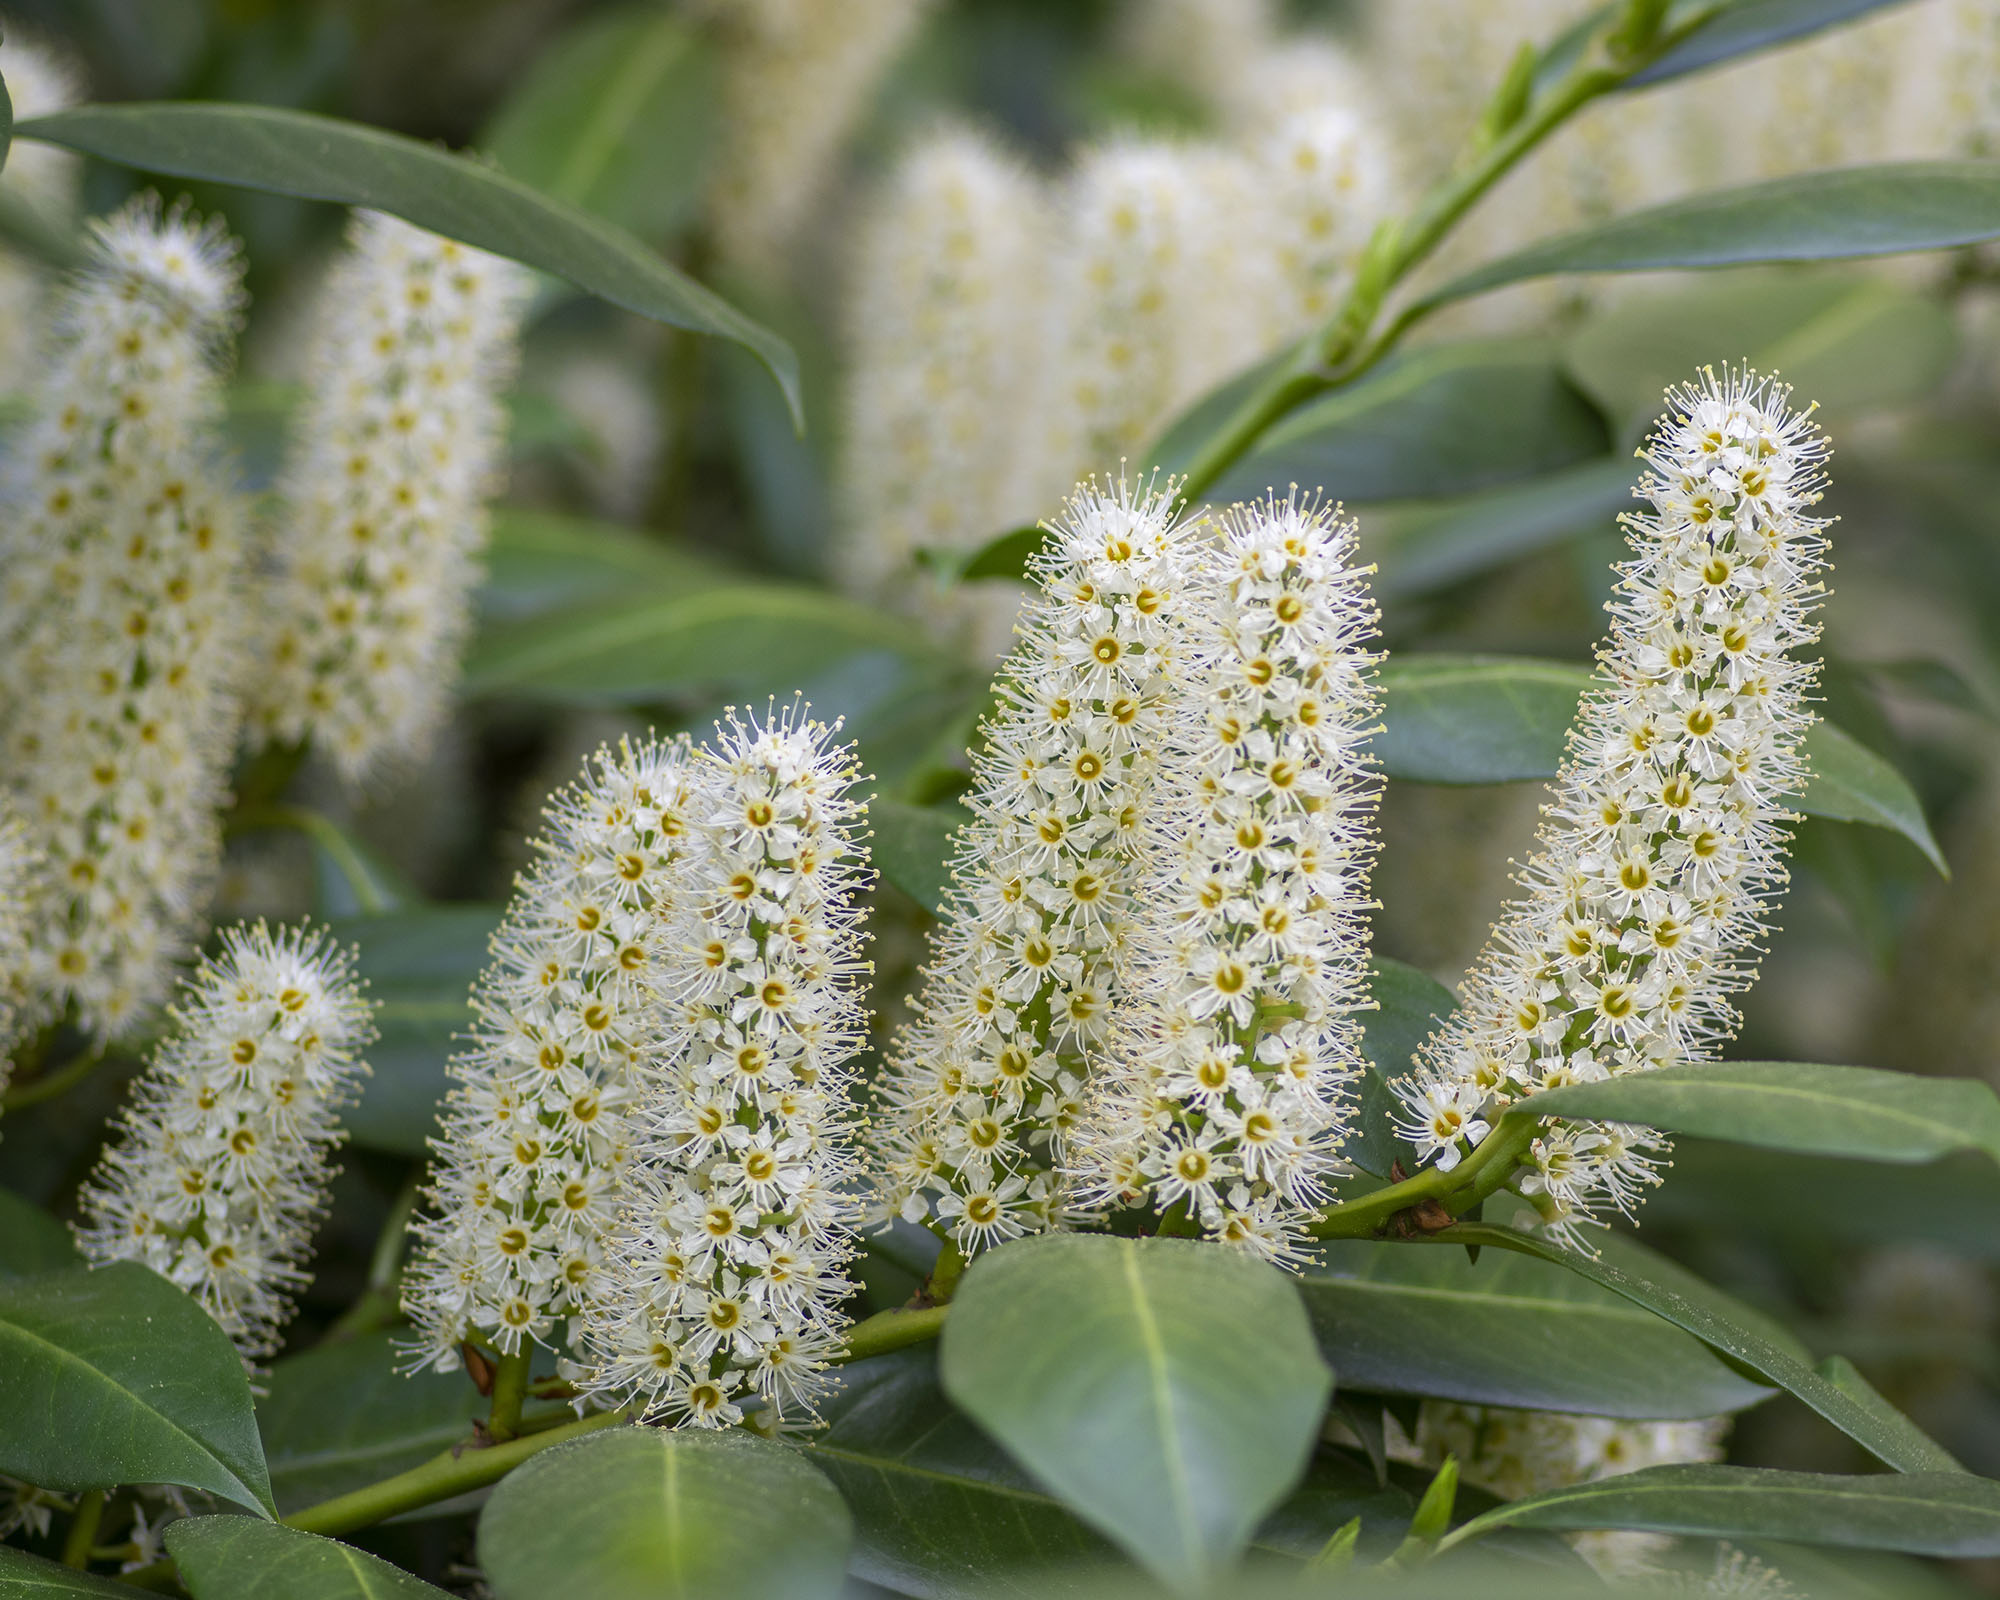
[487, 1350, 532, 1444]
[926, 1239, 967, 1305]
[1310, 1115, 1538, 1240]
[1, 1044, 107, 1112]
[844, 1302, 949, 1359]
[62, 1489, 105, 1569]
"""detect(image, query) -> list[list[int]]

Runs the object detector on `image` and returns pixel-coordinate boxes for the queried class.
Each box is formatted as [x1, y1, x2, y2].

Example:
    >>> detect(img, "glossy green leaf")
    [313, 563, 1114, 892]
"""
[1299, 1233, 1774, 1419]
[939, 1234, 1331, 1592]
[1519, 1061, 2000, 1166]
[17, 103, 800, 426]
[335, 906, 499, 1157]
[1630, 0, 1919, 87]
[463, 584, 933, 704]
[258, 1330, 485, 1515]
[1443, 1464, 2000, 1557]
[1799, 722, 1948, 873]
[0, 1188, 81, 1279]
[870, 796, 968, 916]
[0, 1545, 134, 1597]
[167, 1518, 451, 1599]
[1422, 163, 2000, 314]
[1205, 341, 1609, 508]
[1450, 1223, 1963, 1472]
[477, 1426, 852, 1600]
[480, 508, 731, 624]
[1349, 959, 1458, 1181]
[0, 1263, 274, 1514]
[482, 6, 716, 239]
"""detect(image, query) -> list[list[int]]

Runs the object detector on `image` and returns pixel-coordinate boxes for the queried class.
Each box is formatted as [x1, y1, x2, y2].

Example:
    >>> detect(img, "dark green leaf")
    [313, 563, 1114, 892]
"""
[0, 1545, 135, 1597]
[1299, 1233, 1774, 1419]
[1205, 341, 1609, 508]
[1, 68, 11, 178]
[939, 1234, 1331, 1592]
[335, 906, 499, 1157]
[477, 1426, 852, 1600]
[167, 1518, 452, 1599]
[1631, 0, 1919, 87]
[17, 104, 800, 426]
[480, 508, 731, 625]
[1800, 722, 1948, 874]
[1443, 1463, 2000, 1557]
[0, 1188, 82, 1279]
[870, 797, 968, 916]
[1349, 959, 1459, 1181]
[482, 6, 716, 239]
[0, 1263, 273, 1514]
[462, 584, 935, 705]
[1144, 349, 1292, 479]
[1447, 1223, 1963, 1472]
[1519, 1061, 2000, 1165]
[1421, 163, 2000, 314]
[258, 1330, 485, 1515]
[957, 525, 1043, 584]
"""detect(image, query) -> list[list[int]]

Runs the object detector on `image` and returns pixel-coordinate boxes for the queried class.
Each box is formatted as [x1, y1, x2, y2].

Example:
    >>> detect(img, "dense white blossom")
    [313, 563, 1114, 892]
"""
[0, 811, 39, 1092]
[1393, 369, 1828, 1240]
[1071, 496, 1381, 1265]
[0, 198, 250, 1039]
[0, 33, 83, 389]
[870, 480, 1207, 1255]
[403, 736, 705, 1369]
[578, 707, 870, 1429]
[75, 923, 376, 1359]
[251, 212, 530, 785]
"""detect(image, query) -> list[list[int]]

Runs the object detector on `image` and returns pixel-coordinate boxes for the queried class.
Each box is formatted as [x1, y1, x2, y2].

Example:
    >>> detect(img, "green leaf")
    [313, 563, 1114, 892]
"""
[1204, 341, 1609, 508]
[1298, 1234, 1775, 1419]
[1421, 163, 2000, 315]
[335, 906, 499, 1157]
[258, 1330, 485, 1515]
[938, 1234, 1331, 1592]
[0, 1545, 135, 1597]
[1799, 722, 1948, 874]
[1630, 1, 1919, 87]
[870, 796, 968, 916]
[477, 1426, 852, 1600]
[17, 103, 801, 427]
[956, 524, 1043, 584]
[167, 1518, 452, 1599]
[1348, 959, 1459, 1181]
[0, 1263, 274, 1514]
[482, 6, 716, 240]
[462, 584, 935, 705]
[1518, 1061, 2000, 1166]
[0, 66, 12, 178]
[1442, 1463, 2000, 1557]
[480, 508, 731, 625]
[0, 1189, 82, 1279]
[1448, 1223, 1963, 1472]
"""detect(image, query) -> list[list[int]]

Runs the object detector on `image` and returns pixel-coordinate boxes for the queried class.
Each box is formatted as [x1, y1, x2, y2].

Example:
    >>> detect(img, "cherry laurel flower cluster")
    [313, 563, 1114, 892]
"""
[578, 709, 870, 1429]
[0, 811, 39, 1091]
[252, 211, 530, 786]
[403, 736, 704, 1368]
[1071, 497, 1382, 1265]
[0, 199, 250, 1039]
[871, 481, 1206, 1255]
[1394, 370, 1828, 1240]
[75, 924, 376, 1360]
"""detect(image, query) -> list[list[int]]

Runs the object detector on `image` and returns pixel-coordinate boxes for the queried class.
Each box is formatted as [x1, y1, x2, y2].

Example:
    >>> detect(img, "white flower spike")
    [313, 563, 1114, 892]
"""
[76, 923, 377, 1361]
[1393, 368, 1829, 1241]
[1072, 494, 1383, 1265]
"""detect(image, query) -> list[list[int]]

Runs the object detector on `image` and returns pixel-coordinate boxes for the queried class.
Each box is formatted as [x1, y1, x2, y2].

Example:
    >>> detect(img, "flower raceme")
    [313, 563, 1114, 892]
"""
[1394, 369, 1829, 1239]
[253, 211, 530, 786]
[578, 707, 870, 1430]
[76, 923, 377, 1360]
[870, 480, 1208, 1256]
[1071, 496, 1383, 1265]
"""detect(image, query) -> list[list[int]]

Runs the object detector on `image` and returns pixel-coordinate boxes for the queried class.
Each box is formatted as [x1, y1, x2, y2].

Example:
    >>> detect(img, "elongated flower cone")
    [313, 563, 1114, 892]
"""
[0, 810, 39, 1095]
[578, 706, 870, 1429]
[76, 923, 377, 1360]
[0, 197, 250, 1039]
[1394, 368, 1829, 1241]
[869, 480, 1207, 1255]
[1071, 495, 1383, 1265]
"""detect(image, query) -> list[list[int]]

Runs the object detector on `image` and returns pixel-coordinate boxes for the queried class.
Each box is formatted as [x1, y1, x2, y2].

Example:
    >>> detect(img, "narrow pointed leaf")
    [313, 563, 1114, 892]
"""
[480, 508, 730, 624]
[17, 103, 800, 425]
[1518, 1061, 2000, 1165]
[0, 1546, 135, 1596]
[0, 1263, 274, 1514]
[1629, 0, 1920, 87]
[1797, 722, 1948, 872]
[939, 1234, 1331, 1593]
[167, 1519, 452, 1599]
[477, 1427, 852, 1600]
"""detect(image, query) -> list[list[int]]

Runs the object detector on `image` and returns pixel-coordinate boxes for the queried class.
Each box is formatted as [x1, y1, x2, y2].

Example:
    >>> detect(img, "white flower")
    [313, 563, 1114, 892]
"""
[0, 197, 250, 1039]
[75, 923, 377, 1360]
[250, 211, 531, 785]
[869, 479, 1208, 1256]
[402, 736, 706, 1369]
[578, 704, 870, 1429]
[1393, 368, 1828, 1242]
[1070, 495, 1382, 1265]
[0, 809, 40, 1098]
